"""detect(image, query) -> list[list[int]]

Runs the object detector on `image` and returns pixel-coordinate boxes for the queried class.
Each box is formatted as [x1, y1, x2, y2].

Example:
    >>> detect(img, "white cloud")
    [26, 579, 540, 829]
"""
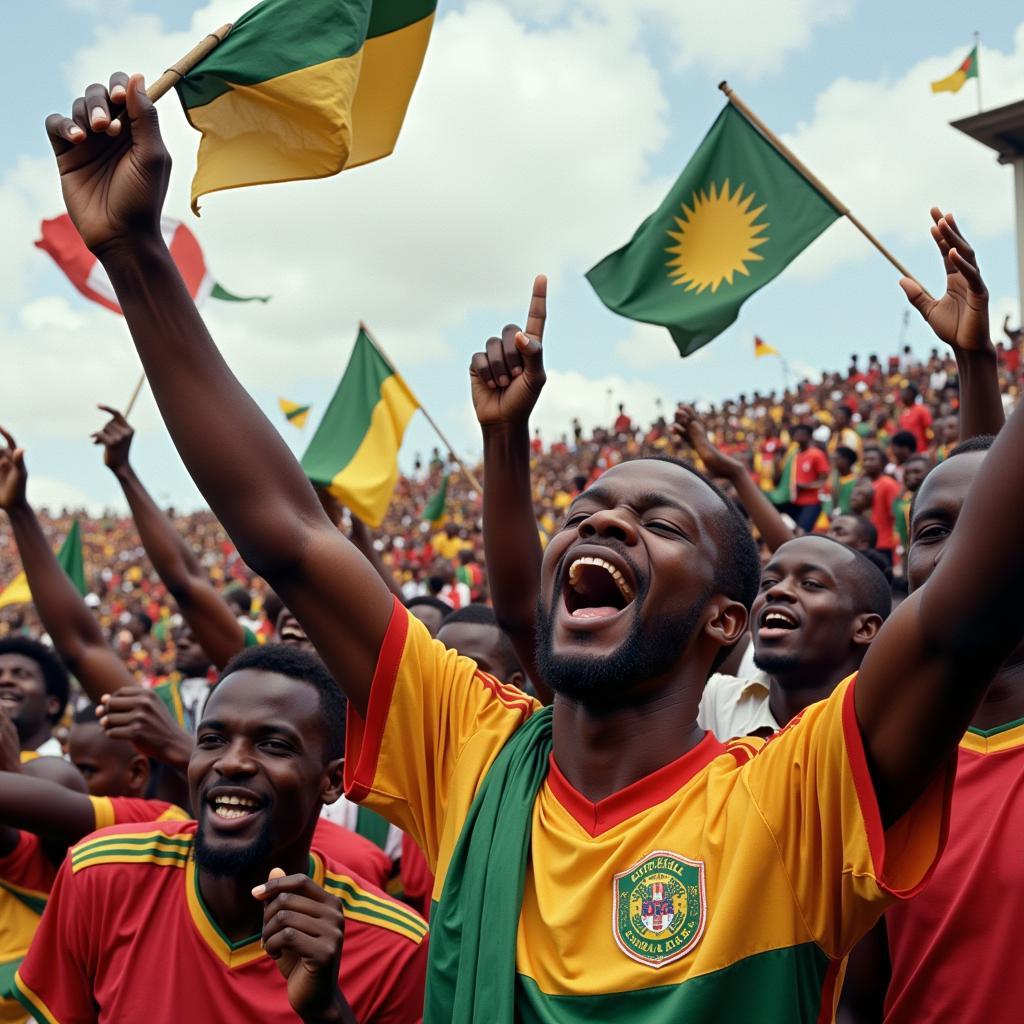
[26, 475, 99, 515]
[613, 321, 714, 369]
[784, 28, 1024, 281]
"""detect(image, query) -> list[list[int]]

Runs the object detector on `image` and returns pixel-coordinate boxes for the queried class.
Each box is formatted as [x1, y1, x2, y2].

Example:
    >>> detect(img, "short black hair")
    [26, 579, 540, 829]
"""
[792, 423, 812, 438]
[217, 643, 345, 760]
[815, 536, 892, 619]
[904, 453, 930, 467]
[891, 430, 918, 452]
[835, 445, 858, 465]
[439, 605, 523, 678]
[73, 703, 100, 725]
[646, 456, 761, 612]
[863, 445, 885, 459]
[838, 514, 878, 549]
[406, 595, 452, 616]
[224, 586, 252, 614]
[0, 637, 70, 724]
[948, 434, 995, 457]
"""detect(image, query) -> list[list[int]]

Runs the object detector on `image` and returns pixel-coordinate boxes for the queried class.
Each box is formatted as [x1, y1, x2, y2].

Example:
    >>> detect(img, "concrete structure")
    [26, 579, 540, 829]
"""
[952, 99, 1024, 320]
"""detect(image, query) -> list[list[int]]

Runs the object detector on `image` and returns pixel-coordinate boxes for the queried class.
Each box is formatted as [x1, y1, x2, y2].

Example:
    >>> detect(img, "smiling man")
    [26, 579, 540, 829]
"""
[0, 638, 69, 761]
[43, 73, 1023, 1022]
[13, 644, 427, 1024]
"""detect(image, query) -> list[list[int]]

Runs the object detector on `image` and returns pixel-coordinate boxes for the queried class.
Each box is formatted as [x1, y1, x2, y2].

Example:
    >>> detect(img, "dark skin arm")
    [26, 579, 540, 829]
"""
[857, 208, 1022, 826]
[836, 918, 889, 1024]
[254, 869, 356, 1024]
[901, 208, 1004, 440]
[0, 429, 135, 701]
[94, 406, 247, 669]
[46, 74, 392, 717]
[671, 405, 794, 553]
[471, 279, 550, 703]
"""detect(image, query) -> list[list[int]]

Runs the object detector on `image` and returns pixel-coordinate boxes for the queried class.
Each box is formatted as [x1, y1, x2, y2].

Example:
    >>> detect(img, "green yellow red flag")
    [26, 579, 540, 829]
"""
[278, 398, 312, 429]
[0, 520, 86, 609]
[586, 105, 842, 358]
[175, 0, 437, 212]
[300, 328, 419, 527]
[931, 46, 979, 95]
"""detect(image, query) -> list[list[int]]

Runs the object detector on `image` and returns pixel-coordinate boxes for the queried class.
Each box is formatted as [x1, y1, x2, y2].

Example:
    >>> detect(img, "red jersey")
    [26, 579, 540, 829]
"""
[400, 832, 434, 920]
[897, 404, 932, 453]
[312, 817, 391, 890]
[884, 722, 1024, 1023]
[793, 446, 830, 506]
[868, 474, 901, 550]
[15, 821, 427, 1024]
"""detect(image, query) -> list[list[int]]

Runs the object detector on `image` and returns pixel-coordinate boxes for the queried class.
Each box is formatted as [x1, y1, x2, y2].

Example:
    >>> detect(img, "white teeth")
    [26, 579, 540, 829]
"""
[211, 794, 260, 819]
[567, 557, 635, 601]
[764, 612, 797, 629]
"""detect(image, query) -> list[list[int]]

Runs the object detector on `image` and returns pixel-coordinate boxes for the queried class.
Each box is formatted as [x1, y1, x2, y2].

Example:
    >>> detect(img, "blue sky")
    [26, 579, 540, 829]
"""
[2, 0, 1023, 511]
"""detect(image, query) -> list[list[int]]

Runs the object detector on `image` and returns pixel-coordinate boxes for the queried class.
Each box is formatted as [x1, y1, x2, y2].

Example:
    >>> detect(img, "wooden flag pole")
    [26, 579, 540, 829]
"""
[116, 24, 234, 414]
[718, 82, 930, 297]
[359, 322, 485, 495]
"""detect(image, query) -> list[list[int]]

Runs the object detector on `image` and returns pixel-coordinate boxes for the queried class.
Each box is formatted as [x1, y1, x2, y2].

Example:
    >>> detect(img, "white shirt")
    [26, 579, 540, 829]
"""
[320, 793, 403, 862]
[32, 736, 65, 759]
[698, 670, 779, 741]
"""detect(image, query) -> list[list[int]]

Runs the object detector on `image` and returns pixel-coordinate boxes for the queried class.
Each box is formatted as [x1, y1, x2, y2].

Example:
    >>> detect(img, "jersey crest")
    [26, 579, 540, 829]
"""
[613, 850, 706, 969]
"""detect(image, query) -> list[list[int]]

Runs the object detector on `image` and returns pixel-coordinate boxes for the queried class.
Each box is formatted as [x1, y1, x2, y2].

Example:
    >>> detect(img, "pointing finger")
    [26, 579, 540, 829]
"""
[524, 275, 547, 343]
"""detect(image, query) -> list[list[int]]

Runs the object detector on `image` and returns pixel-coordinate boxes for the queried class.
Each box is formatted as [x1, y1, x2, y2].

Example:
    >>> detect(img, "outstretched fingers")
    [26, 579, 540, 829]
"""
[524, 275, 548, 343]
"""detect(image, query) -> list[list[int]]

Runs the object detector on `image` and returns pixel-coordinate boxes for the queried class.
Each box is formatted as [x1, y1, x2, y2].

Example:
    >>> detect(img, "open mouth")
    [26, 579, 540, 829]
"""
[758, 607, 800, 637]
[563, 555, 636, 620]
[0, 692, 22, 709]
[207, 791, 265, 822]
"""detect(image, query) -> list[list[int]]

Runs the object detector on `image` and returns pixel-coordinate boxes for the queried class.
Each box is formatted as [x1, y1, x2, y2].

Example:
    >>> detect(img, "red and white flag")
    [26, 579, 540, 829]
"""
[35, 214, 268, 315]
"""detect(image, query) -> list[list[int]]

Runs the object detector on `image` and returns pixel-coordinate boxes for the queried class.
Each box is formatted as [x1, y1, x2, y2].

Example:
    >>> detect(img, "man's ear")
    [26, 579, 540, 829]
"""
[852, 612, 884, 647]
[320, 758, 345, 806]
[46, 696, 61, 722]
[702, 597, 748, 649]
[129, 754, 151, 796]
[508, 671, 527, 692]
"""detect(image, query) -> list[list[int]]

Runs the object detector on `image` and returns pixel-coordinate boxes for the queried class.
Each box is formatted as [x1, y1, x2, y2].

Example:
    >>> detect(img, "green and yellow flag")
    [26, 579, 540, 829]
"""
[931, 46, 979, 94]
[279, 398, 312, 429]
[0, 520, 86, 609]
[301, 328, 419, 527]
[587, 104, 842, 358]
[421, 474, 449, 528]
[176, 0, 437, 213]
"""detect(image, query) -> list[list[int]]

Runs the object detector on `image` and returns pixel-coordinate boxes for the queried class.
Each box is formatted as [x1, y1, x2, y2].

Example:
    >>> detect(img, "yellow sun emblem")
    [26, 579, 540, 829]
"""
[665, 179, 769, 294]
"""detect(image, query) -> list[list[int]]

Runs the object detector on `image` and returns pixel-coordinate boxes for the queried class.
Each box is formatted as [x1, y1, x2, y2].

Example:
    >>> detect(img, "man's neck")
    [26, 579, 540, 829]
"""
[766, 656, 861, 727]
[551, 684, 704, 805]
[199, 845, 310, 944]
[18, 723, 52, 753]
[971, 660, 1024, 732]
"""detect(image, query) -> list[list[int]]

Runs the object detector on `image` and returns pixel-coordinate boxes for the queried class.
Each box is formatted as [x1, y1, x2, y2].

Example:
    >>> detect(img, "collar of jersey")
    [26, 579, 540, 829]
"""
[546, 731, 727, 837]
[186, 851, 324, 968]
[962, 716, 1024, 754]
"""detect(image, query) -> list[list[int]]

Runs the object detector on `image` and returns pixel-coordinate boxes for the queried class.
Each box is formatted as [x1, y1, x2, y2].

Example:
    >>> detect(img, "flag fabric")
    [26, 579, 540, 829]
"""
[300, 328, 420, 527]
[175, 0, 437, 213]
[0, 521, 86, 610]
[278, 398, 312, 429]
[586, 105, 842, 358]
[931, 46, 979, 94]
[421, 474, 449, 527]
[35, 214, 269, 314]
[754, 336, 779, 358]
[767, 445, 798, 506]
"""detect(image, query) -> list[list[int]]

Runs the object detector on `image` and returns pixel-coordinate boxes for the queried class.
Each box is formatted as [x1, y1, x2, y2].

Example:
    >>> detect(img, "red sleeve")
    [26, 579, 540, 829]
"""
[0, 832, 58, 894]
[14, 857, 96, 1024]
[815, 448, 831, 474]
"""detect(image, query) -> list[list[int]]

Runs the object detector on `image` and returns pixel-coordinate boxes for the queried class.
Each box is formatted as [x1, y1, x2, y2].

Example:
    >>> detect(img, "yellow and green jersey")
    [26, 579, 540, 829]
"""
[346, 602, 951, 1020]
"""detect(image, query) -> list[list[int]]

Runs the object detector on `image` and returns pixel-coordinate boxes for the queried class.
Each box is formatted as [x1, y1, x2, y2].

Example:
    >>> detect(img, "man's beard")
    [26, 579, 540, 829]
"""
[535, 582, 711, 707]
[194, 809, 274, 877]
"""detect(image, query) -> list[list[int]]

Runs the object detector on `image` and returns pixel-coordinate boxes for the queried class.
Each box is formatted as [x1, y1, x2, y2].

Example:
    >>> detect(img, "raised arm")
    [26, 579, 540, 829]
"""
[46, 74, 392, 715]
[858, 212, 1021, 825]
[672, 405, 794, 553]
[901, 208, 1003, 440]
[0, 430, 134, 701]
[93, 406, 246, 668]
[471, 278, 549, 700]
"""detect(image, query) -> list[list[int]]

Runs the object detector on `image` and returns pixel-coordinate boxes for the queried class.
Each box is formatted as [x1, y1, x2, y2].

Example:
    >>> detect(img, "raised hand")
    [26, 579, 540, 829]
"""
[91, 405, 135, 473]
[0, 429, 28, 512]
[900, 208, 990, 353]
[671, 405, 742, 480]
[45, 72, 170, 257]
[470, 275, 548, 426]
[97, 687, 193, 770]
[254, 869, 353, 1024]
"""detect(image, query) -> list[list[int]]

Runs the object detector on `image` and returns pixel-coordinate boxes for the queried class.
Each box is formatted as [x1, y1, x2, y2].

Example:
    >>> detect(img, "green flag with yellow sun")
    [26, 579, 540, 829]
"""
[586, 104, 842, 357]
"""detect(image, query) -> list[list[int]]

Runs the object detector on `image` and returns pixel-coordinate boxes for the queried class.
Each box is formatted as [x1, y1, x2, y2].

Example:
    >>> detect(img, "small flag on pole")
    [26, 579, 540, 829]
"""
[421, 474, 449, 527]
[0, 520, 87, 610]
[300, 328, 420, 527]
[754, 336, 779, 358]
[36, 215, 269, 315]
[931, 46, 979, 94]
[175, 0, 436, 213]
[586, 105, 842, 358]
[278, 399, 312, 430]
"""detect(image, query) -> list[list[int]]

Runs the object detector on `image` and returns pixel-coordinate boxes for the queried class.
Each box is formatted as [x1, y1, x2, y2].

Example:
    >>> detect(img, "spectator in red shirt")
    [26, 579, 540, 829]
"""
[861, 445, 901, 565]
[897, 383, 933, 453]
[788, 424, 830, 533]
[613, 403, 633, 436]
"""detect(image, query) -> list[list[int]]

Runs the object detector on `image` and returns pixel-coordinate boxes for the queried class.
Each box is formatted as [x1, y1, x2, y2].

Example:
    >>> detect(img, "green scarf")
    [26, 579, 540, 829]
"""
[425, 705, 554, 1023]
